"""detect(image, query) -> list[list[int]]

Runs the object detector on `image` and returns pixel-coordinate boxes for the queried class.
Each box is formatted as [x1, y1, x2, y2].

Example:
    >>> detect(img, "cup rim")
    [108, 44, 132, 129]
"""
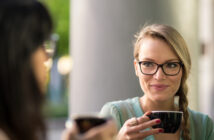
[151, 111, 183, 113]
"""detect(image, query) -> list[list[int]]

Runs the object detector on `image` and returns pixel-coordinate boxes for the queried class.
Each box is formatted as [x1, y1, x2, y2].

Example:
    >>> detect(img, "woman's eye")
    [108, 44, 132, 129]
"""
[141, 62, 154, 67]
[166, 62, 178, 68]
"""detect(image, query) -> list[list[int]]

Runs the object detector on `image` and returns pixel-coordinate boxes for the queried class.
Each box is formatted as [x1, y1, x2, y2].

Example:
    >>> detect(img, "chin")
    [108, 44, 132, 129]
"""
[151, 94, 173, 103]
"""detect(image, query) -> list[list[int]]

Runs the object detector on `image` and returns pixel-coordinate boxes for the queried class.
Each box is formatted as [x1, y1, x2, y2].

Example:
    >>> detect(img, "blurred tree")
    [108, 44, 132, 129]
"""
[43, 0, 69, 56]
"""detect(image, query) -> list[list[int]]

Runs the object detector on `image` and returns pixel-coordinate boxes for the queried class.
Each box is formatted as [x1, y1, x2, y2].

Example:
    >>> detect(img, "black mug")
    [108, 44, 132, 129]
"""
[74, 116, 108, 134]
[147, 111, 183, 133]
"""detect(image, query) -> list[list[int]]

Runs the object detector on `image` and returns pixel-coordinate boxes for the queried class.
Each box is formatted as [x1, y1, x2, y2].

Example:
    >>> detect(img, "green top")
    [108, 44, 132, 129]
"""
[100, 97, 214, 140]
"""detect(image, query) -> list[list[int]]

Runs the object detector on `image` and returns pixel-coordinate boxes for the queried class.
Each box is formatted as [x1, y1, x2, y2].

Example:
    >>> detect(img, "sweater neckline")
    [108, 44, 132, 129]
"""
[132, 97, 144, 117]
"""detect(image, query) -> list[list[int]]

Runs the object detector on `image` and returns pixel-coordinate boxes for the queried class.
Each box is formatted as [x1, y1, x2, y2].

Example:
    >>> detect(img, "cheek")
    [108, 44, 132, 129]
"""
[37, 56, 48, 89]
[170, 74, 182, 94]
[37, 60, 47, 81]
[138, 74, 151, 92]
[31, 49, 48, 92]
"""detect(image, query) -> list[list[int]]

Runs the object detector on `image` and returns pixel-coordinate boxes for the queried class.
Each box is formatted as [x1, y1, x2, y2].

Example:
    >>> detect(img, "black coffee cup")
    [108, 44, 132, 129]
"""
[74, 116, 108, 134]
[147, 111, 183, 133]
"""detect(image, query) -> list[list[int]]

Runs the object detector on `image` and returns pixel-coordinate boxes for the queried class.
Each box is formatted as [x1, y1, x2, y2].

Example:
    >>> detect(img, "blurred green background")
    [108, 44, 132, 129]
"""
[43, 0, 70, 118]
[44, 0, 69, 56]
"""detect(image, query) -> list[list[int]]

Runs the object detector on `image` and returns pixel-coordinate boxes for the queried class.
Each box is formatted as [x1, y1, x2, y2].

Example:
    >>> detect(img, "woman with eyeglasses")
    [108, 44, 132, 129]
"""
[100, 24, 214, 140]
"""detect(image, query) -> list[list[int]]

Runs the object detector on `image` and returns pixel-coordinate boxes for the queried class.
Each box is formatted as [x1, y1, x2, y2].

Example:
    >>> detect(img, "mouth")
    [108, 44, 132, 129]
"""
[150, 84, 169, 91]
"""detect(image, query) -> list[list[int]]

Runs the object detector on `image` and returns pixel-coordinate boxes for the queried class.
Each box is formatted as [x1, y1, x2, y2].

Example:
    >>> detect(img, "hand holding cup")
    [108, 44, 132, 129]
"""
[147, 111, 183, 133]
[117, 112, 164, 140]
[62, 115, 117, 140]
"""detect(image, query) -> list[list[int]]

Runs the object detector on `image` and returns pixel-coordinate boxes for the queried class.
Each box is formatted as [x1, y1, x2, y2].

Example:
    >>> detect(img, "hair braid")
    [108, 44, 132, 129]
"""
[178, 82, 191, 140]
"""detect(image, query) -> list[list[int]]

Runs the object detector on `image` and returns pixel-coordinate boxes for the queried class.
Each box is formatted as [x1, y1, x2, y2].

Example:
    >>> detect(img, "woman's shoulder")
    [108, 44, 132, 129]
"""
[100, 97, 141, 128]
[0, 129, 9, 140]
[188, 108, 212, 122]
[188, 108, 214, 139]
[101, 97, 140, 112]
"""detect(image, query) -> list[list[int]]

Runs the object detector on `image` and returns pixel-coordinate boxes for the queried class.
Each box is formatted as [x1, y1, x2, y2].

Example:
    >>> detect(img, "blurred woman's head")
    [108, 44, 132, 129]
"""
[0, 1, 52, 140]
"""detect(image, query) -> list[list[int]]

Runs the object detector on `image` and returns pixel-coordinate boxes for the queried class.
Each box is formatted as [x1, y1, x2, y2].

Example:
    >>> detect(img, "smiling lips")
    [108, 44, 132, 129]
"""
[150, 84, 169, 91]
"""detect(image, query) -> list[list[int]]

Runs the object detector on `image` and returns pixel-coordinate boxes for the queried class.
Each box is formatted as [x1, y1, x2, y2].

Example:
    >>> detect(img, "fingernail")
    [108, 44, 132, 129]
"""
[159, 129, 164, 133]
[146, 112, 152, 115]
[145, 112, 152, 118]
[148, 112, 152, 115]
[156, 119, 161, 123]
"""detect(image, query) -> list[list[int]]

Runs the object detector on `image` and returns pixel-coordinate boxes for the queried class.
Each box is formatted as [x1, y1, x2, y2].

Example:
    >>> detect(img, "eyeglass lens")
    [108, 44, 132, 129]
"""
[139, 61, 181, 75]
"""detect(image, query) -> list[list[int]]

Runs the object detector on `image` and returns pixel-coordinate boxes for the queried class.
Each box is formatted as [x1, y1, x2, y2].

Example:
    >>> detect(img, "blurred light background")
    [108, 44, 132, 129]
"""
[43, 0, 214, 139]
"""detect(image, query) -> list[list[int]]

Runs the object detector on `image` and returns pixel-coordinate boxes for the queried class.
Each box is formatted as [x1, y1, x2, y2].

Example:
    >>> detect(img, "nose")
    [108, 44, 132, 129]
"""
[153, 67, 166, 80]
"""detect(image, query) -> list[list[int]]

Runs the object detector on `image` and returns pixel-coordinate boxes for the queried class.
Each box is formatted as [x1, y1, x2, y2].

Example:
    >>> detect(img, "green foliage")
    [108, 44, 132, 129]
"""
[43, 0, 69, 56]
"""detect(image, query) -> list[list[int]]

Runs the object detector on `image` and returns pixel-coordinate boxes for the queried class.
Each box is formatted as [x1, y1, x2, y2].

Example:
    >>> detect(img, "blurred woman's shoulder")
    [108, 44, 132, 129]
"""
[0, 129, 9, 140]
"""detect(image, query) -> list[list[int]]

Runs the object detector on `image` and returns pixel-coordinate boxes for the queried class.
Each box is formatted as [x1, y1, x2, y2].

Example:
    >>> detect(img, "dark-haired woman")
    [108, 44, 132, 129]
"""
[0, 1, 117, 140]
[0, 1, 52, 140]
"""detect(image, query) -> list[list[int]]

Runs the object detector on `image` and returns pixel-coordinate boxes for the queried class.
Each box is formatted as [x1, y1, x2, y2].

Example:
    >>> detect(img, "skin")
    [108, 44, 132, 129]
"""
[117, 37, 183, 140]
[31, 47, 49, 93]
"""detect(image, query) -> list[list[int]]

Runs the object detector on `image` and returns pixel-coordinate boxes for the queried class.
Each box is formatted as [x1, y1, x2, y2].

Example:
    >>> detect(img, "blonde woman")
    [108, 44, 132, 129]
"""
[100, 24, 214, 140]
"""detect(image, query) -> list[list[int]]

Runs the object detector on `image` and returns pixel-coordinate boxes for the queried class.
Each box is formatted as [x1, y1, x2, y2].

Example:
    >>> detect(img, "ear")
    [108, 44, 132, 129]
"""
[134, 59, 139, 77]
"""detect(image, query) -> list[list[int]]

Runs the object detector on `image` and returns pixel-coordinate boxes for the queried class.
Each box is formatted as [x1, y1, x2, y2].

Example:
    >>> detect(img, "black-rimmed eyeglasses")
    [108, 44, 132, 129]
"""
[138, 61, 183, 76]
[43, 33, 59, 58]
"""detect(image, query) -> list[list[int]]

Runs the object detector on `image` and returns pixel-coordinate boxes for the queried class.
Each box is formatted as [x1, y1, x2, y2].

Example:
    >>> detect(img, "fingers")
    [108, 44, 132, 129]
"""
[127, 117, 139, 127]
[124, 128, 163, 140]
[61, 127, 77, 140]
[137, 111, 152, 124]
[83, 120, 117, 139]
[134, 119, 161, 131]
[61, 120, 79, 140]
[117, 112, 164, 140]
[125, 112, 160, 134]
[126, 112, 150, 127]
[127, 119, 161, 134]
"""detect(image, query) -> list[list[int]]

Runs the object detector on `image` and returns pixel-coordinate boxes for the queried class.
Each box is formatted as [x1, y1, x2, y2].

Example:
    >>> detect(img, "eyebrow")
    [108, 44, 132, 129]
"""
[140, 58, 180, 63]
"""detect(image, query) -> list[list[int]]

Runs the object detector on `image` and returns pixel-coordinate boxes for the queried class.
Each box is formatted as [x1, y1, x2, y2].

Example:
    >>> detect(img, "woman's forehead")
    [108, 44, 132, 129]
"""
[138, 37, 179, 62]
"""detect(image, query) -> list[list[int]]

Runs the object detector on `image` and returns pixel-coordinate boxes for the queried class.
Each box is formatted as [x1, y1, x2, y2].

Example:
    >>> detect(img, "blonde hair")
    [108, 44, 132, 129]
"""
[134, 24, 191, 140]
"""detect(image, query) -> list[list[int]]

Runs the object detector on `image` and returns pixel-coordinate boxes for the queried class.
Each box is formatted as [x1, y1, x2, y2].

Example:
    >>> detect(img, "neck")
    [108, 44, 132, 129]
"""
[140, 96, 177, 112]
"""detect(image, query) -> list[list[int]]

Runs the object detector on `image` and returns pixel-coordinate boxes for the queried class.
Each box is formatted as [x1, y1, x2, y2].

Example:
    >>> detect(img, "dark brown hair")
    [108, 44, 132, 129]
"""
[0, 1, 52, 140]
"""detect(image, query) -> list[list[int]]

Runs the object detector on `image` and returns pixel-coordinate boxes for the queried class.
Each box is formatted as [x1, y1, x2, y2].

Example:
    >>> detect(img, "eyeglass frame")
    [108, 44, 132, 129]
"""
[42, 33, 59, 58]
[138, 61, 184, 76]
